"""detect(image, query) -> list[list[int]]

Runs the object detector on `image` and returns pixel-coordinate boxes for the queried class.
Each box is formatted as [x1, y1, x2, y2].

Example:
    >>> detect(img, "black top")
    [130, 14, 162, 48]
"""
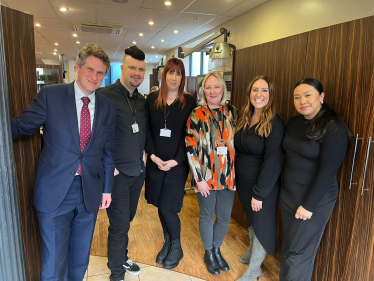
[282, 114, 348, 212]
[144, 90, 196, 213]
[99, 79, 146, 176]
[234, 115, 284, 255]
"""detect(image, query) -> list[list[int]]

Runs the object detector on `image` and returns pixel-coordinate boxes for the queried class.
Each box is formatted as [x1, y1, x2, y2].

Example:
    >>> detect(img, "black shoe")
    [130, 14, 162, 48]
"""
[213, 247, 230, 271]
[156, 233, 171, 264]
[204, 249, 220, 275]
[163, 239, 183, 270]
[123, 259, 141, 275]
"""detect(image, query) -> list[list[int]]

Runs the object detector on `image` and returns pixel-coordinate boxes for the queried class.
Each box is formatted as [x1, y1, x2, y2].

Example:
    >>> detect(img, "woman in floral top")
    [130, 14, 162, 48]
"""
[186, 71, 237, 276]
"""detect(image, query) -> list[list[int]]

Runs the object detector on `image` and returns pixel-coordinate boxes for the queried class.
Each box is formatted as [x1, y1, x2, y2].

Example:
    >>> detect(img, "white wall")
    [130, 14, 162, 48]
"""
[165, 0, 374, 55]
[139, 63, 157, 95]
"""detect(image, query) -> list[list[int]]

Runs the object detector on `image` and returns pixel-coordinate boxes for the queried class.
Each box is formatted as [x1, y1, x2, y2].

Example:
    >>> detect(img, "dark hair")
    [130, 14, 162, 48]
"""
[76, 43, 110, 73]
[294, 78, 352, 140]
[124, 45, 145, 61]
[156, 58, 186, 109]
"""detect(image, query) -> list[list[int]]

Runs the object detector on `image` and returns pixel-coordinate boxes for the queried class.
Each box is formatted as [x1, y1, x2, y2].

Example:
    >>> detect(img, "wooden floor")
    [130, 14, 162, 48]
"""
[91, 186, 280, 281]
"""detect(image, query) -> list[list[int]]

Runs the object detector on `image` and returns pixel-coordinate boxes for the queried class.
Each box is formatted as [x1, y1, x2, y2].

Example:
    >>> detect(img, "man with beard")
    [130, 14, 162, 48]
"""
[99, 45, 146, 281]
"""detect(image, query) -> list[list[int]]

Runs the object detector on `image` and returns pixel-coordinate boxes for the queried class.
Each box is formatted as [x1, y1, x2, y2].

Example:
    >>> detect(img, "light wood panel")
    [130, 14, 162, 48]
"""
[91, 185, 281, 281]
[1, 6, 42, 281]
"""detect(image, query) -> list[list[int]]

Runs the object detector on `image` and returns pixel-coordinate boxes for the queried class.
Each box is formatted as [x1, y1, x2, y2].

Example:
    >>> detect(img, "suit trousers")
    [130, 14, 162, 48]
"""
[37, 176, 98, 281]
[106, 170, 145, 280]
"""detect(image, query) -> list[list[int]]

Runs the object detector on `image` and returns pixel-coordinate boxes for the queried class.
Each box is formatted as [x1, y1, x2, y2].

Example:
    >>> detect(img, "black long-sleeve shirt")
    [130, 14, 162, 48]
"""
[99, 80, 146, 177]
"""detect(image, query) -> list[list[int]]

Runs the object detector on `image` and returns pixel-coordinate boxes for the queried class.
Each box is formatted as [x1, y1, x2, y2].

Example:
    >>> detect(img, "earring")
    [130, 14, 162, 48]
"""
[321, 100, 324, 104]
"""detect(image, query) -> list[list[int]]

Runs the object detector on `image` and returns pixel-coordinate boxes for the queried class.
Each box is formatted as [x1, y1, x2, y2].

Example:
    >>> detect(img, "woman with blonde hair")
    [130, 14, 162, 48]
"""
[186, 71, 237, 275]
[234, 75, 284, 281]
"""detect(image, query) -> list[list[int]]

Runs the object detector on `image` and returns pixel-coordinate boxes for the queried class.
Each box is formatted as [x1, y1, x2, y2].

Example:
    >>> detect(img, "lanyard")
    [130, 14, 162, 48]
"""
[124, 92, 137, 123]
[207, 105, 226, 141]
[163, 99, 177, 128]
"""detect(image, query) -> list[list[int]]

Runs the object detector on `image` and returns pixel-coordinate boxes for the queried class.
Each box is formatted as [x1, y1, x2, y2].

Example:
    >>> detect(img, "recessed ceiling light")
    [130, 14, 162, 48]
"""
[54, 49, 58, 51]
[151, 46, 155, 49]
[148, 21, 154, 25]
[161, 39, 164, 42]
[54, 43, 59, 45]
[76, 41, 80, 44]
[164, 1, 172, 6]
[132, 41, 136, 45]
[174, 30, 178, 34]
[59, 7, 69, 12]
[53, 52, 57, 55]
[139, 33, 143, 36]
[35, 23, 41, 27]
[73, 33, 78, 37]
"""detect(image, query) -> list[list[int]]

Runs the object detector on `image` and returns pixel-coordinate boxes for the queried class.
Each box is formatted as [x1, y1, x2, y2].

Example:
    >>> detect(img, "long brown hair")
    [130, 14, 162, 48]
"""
[235, 75, 276, 137]
[155, 58, 186, 109]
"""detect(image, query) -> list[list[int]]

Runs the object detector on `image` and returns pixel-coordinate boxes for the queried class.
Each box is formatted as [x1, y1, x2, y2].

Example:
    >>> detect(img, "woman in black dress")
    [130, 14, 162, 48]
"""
[280, 78, 351, 280]
[234, 75, 284, 281]
[145, 58, 195, 270]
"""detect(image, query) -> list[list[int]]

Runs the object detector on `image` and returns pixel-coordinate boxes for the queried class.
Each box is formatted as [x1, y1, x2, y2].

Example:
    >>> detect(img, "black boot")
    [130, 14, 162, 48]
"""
[213, 247, 230, 271]
[156, 233, 171, 264]
[204, 249, 220, 275]
[163, 239, 183, 270]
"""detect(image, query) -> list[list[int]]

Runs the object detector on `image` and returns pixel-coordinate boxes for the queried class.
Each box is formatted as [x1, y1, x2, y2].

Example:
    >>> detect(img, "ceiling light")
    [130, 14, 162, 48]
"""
[139, 33, 143, 36]
[145, 61, 148, 63]
[132, 41, 136, 45]
[148, 21, 154, 25]
[150, 59, 152, 61]
[59, 7, 69, 12]
[161, 39, 164, 42]
[164, 1, 172, 6]
[174, 30, 178, 34]
[54, 43, 58, 45]
[151, 46, 155, 49]
[76, 41, 80, 44]
[54, 49, 58, 51]
[72, 33, 78, 37]
[35, 23, 41, 27]
[53, 52, 57, 55]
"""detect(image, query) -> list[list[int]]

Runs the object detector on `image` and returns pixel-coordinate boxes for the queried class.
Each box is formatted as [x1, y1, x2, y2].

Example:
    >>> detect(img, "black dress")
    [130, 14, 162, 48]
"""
[234, 115, 284, 255]
[280, 115, 348, 281]
[145, 91, 196, 213]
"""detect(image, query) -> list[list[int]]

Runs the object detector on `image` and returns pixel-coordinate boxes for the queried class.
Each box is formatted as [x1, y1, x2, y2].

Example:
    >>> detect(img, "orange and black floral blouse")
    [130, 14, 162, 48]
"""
[186, 104, 237, 191]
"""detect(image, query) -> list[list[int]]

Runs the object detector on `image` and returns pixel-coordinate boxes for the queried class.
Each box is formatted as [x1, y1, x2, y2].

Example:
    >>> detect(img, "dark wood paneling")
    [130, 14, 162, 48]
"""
[304, 15, 374, 281]
[231, 32, 309, 252]
[2, 6, 42, 280]
[186, 76, 198, 100]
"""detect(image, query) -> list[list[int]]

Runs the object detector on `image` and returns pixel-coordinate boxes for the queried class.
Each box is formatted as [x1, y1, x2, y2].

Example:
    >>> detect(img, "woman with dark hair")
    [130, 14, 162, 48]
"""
[234, 75, 284, 281]
[186, 71, 237, 276]
[280, 78, 351, 280]
[145, 58, 195, 270]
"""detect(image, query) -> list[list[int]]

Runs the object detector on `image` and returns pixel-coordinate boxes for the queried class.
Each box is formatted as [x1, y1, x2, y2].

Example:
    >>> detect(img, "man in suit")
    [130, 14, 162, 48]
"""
[99, 45, 146, 281]
[11, 43, 116, 281]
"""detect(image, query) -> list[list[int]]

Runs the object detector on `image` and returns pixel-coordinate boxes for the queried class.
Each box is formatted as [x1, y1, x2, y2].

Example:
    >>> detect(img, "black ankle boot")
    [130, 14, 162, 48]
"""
[213, 247, 230, 271]
[156, 233, 171, 264]
[163, 239, 183, 270]
[204, 249, 220, 275]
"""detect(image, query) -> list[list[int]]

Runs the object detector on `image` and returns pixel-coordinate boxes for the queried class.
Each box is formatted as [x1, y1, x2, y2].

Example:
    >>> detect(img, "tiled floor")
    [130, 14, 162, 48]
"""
[84, 255, 206, 281]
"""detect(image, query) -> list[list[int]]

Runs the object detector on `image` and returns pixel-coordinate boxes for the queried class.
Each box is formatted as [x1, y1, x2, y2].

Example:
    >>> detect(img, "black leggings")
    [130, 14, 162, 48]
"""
[158, 209, 181, 241]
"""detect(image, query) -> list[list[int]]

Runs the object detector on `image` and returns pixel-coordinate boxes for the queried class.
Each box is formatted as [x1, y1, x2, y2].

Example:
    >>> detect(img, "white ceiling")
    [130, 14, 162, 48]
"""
[1, 0, 268, 63]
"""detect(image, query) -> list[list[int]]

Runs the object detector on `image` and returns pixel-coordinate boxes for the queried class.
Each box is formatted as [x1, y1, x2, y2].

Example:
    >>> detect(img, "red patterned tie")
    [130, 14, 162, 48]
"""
[77, 97, 91, 175]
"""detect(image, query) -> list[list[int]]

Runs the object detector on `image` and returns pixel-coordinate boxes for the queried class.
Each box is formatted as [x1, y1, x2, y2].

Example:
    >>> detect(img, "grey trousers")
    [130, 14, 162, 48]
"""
[197, 189, 235, 250]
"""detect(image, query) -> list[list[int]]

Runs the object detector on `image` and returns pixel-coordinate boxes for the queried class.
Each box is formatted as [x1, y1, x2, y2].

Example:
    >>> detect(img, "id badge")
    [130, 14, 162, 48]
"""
[160, 128, 171, 137]
[132, 123, 139, 133]
[217, 146, 227, 155]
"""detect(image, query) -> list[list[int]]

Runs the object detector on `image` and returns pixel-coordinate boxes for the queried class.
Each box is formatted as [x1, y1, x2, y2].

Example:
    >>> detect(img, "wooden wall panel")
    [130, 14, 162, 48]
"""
[186, 76, 198, 100]
[231, 32, 308, 251]
[304, 15, 374, 281]
[1, 6, 42, 280]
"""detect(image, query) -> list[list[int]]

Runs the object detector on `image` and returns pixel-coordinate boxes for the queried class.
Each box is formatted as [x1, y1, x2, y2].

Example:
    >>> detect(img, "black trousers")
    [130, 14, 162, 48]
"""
[279, 200, 336, 281]
[106, 170, 145, 280]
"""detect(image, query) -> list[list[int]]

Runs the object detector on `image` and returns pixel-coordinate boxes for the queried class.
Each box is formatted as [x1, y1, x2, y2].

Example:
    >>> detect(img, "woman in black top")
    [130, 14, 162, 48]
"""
[145, 58, 195, 270]
[234, 75, 284, 281]
[280, 78, 351, 281]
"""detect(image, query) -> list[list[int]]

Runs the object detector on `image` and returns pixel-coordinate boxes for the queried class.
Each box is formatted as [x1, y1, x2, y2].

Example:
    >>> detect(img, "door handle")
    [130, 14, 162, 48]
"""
[361, 137, 373, 196]
[349, 134, 362, 189]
